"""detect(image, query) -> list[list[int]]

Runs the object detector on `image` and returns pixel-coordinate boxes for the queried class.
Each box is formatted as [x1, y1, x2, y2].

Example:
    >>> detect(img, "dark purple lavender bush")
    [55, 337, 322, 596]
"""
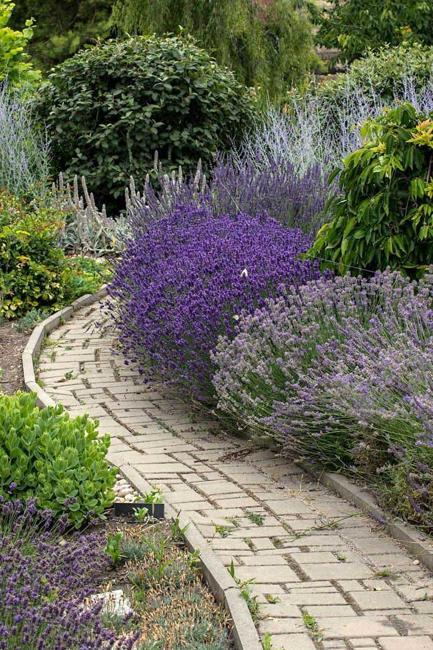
[108, 205, 321, 403]
[212, 269, 433, 530]
[0, 498, 136, 650]
[128, 154, 329, 239]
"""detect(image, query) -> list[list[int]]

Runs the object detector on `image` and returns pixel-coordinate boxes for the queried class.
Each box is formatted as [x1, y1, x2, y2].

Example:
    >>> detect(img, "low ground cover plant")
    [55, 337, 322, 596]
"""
[108, 205, 321, 403]
[108, 521, 232, 649]
[0, 392, 116, 527]
[0, 498, 136, 650]
[212, 269, 433, 530]
[36, 35, 256, 211]
[309, 103, 433, 275]
[0, 499, 231, 650]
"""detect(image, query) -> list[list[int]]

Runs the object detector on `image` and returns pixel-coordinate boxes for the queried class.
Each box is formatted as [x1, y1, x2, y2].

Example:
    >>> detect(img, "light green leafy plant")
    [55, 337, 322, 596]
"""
[0, 0, 40, 87]
[309, 102, 433, 275]
[0, 392, 116, 527]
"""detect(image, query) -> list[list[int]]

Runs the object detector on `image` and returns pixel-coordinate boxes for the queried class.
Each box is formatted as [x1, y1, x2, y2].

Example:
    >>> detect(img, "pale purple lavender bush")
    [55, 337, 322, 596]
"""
[212, 270, 433, 530]
[108, 205, 322, 403]
[0, 499, 137, 649]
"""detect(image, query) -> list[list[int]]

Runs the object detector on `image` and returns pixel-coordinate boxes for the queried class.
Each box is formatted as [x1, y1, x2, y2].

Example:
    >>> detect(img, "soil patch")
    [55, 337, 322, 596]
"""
[0, 322, 28, 394]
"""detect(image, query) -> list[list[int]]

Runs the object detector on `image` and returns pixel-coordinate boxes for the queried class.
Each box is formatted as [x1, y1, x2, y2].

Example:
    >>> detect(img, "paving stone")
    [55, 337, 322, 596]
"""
[301, 563, 373, 581]
[265, 634, 316, 650]
[306, 605, 357, 617]
[379, 638, 433, 649]
[258, 617, 305, 634]
[278, 592, 347, 606]
[349, 590, 407, 611]
[390, 616, 433, 635]
[291, 551, 340, 564]
[317, 616, 399, 638]
[260, 603, 300, 618]
[235, 565, 299, 583]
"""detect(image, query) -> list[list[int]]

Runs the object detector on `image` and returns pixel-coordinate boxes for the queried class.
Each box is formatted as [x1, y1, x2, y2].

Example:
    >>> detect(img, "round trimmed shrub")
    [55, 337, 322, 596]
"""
[309, 102, 433, 275]
[0, 392, 116, 527]
[107, 205, 322, 403]
[36, 35, 257, 212]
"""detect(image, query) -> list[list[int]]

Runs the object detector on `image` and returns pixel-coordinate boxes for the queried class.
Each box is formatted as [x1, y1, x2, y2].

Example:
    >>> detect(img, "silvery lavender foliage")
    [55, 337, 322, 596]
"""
[0, 83, 50, 198]
[241, 74, 433, 182]
[212, 270, 433, 529]
[0, 498, 137, 650]
[108, 205, 321, 403]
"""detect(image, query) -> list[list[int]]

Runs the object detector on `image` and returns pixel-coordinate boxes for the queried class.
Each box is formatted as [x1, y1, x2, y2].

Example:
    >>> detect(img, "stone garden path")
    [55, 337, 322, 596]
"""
[38, 301, 433, 650]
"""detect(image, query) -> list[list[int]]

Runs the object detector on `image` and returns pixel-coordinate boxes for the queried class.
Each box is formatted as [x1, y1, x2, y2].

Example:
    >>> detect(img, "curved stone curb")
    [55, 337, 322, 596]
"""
[113, 462, 261, 650]
[311, 469, 433, 573]
[21, 290, 262, 650]
[22, 290, 433, 583]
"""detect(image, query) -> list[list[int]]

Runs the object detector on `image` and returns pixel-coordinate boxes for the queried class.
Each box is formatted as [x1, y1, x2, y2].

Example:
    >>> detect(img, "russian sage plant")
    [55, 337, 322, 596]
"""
[108, 205, 321, 403]
[212, 270, 433, 530]
[0, 83, 50, 198]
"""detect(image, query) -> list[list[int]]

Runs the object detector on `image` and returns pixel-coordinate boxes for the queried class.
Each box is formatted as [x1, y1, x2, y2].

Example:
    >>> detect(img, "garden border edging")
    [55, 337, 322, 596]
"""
[308, 467, 433, 573]
[21, 290, 262, 650]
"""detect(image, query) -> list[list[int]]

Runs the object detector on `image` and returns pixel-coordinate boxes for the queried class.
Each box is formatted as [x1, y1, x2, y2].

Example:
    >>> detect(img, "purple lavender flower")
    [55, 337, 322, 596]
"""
[0, 499, 137, 649]
[212, 268, 433, 530]
[108, 205, 322, 402]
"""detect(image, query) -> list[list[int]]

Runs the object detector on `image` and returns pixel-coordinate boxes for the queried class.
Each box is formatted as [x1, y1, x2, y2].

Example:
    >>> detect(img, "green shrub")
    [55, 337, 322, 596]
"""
[0, 193, 110, 318]
[317, 0, 433, 63]
[309, 103, 433, 275]
[0, 392, 116, 527]
[0, 0, 40, 87]
[36, 35, 257, 212]
[317, 44, 433, 107]
[0, 193, 68, 318]
[112, 0, 317, 103]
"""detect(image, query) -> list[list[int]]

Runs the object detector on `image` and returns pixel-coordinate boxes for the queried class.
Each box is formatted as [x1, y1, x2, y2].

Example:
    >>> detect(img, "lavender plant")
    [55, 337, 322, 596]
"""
[128, 153, 328, 238]
[0, 82, 50, 198]
[0, 498, 137, 650]
[212, 270, 433, 530]
[108, 205, 321, 403]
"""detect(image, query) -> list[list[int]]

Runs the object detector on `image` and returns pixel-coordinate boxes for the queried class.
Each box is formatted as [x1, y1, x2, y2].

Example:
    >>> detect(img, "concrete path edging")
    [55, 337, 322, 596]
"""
[21, 288, 262, 650]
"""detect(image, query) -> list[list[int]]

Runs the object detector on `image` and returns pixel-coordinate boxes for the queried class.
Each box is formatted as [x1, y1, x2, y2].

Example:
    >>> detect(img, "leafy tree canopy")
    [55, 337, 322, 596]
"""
[318, 0, 433, 63]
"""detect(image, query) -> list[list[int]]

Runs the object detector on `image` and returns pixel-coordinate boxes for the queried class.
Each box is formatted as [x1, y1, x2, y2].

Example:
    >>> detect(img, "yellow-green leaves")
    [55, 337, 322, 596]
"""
[308, 103, 433, 276]
[0, 0, 40, 87]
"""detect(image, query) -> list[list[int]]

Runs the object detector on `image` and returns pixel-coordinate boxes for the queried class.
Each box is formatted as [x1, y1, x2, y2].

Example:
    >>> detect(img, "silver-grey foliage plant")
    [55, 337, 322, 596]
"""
[240, 73, 433, 178]
[0, 82, 51, 198]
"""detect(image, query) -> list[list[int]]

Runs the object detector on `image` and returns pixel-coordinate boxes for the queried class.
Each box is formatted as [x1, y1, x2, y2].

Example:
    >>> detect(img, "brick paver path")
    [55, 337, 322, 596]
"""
[38, 302, 433, 650]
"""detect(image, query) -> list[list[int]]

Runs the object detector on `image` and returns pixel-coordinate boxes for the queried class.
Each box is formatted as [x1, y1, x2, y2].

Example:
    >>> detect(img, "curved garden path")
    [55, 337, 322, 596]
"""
[38, 300, 433, 650]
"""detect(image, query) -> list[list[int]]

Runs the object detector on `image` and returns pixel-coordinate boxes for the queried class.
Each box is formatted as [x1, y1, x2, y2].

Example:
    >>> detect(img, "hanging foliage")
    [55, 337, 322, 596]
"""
[111, 0, 317, 102]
